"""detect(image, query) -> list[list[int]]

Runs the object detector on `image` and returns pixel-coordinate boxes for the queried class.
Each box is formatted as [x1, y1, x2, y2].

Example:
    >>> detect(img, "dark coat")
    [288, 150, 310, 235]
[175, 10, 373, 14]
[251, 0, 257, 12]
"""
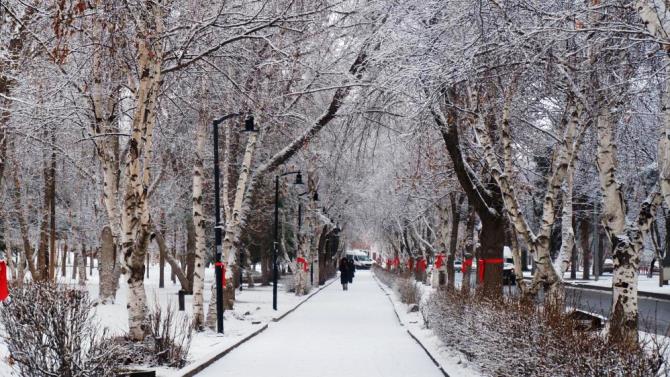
[347, 258, 355, 283]
[339, 259, 349, 284]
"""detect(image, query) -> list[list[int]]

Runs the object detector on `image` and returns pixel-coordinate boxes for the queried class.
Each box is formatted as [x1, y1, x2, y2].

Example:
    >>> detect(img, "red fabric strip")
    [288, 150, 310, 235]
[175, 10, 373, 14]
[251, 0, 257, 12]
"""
[0, 261, 9, 301]
[477, 258, 505, 282]
[215, 262, 226, 288]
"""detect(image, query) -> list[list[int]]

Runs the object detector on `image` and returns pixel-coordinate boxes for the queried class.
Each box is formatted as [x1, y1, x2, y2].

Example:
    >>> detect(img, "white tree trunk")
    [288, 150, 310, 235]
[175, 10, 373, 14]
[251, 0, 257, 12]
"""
[595, 108, 663, 345]
[192, 119, 207, 330]
[473, 90, 581, 302]
[122, 11, 164, 339]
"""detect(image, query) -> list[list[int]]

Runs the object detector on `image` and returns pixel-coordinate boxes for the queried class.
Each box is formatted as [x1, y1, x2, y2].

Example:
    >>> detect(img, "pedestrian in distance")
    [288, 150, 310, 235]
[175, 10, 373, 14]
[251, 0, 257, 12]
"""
[339, 257, 349, 291]
[347, 256, 355, 285]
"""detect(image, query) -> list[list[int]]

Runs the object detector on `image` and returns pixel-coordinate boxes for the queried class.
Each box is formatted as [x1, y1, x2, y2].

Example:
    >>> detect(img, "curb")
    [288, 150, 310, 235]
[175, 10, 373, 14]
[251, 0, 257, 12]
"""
[178, 323, 269, 377]
[173, 277, 335, 377]
[272, 278, 337, 322]
[565, 282, 670, 301]
[372, 275, 450, 377]
[522, 277, 670, 302]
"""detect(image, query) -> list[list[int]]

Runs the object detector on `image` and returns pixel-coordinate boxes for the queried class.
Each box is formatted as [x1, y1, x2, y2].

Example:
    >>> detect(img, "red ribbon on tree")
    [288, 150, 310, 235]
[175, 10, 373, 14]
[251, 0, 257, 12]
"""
[462, 258, 473, 274]
[394, 256, 400, 267]
[0, 261, 9, 302]
[296, 257, 309, 272]
[434, 254, 445, 269]
[215, 262, 227, 288]
[416, 258, 427, 272]
[477, 258, 504, 283]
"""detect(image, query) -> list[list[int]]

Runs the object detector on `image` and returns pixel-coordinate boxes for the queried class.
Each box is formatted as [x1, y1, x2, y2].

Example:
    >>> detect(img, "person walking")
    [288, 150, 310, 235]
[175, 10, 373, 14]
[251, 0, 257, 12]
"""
[339, 257, 349, 291]
[347, 257, 355, 286]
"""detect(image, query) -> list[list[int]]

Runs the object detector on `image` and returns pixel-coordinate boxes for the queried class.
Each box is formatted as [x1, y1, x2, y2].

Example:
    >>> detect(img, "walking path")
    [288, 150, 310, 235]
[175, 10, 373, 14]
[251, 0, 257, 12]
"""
[196, 270, 444, 377]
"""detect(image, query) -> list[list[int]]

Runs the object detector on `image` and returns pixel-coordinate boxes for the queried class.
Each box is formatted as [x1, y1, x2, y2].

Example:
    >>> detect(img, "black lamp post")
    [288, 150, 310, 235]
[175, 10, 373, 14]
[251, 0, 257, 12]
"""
[273, 171, 303, 310]
[212, 112, 254, 333]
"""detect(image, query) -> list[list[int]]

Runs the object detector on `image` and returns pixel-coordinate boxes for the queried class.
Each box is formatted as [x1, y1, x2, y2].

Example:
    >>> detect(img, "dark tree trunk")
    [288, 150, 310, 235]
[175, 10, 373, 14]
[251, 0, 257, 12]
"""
[579, 217, 590, 280]
[435, 90, 505, 296]
[186, 218, 196, 290]
[447, 193, 463, 287]
[61, 236, 68, 278]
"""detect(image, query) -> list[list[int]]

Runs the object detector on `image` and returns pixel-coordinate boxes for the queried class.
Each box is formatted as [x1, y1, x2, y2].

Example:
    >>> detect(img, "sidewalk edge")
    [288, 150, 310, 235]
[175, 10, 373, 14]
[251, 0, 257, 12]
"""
[372, 275, 450, 377]
[173, 278, 335, 377]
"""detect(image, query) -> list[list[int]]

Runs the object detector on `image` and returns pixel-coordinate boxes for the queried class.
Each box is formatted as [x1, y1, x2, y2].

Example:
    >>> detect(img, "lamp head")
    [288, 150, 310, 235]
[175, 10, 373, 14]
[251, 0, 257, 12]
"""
[244, 114, 256, 132]
[294, 172, 304, 185]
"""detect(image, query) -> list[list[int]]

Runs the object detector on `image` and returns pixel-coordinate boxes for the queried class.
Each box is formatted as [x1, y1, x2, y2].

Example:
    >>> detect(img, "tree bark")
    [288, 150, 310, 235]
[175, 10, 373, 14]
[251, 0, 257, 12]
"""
[447, 193, 463, 287]
[192, 119, 207, 330]
[595, 107, 662, 345]
[432, 90, 505, 296]
[98, 227, 117, 303]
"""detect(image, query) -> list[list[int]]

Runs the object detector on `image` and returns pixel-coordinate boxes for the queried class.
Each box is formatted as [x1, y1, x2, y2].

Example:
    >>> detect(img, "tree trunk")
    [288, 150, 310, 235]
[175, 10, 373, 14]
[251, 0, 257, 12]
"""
[595, 107, 662, 345]
[78, 244, 87, 286]
[98, 227, 118, 303]
[433, 90, 505, 296]
[579, 216, 591, 280]
[61, 235, 68, 278]
[48, 130, 56, 281]
[462, 204, 476, 293]
[186, 218, 196, 291]
[192, 118, 207, 330]
[215, 131, 258, 314]
[447, 193, 463, 287]
[72, 245, 79, 281]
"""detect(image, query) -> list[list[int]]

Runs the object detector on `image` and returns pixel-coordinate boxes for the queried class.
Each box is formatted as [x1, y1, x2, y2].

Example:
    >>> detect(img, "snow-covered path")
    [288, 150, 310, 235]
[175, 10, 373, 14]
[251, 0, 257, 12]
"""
[196, 270, 444, 377]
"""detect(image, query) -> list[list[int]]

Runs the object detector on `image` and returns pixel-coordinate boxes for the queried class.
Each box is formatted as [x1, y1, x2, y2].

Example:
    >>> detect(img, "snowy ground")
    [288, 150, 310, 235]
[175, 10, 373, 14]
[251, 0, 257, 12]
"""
[374, 275, 481, 377]
[0, 256, 328, 376]
[196, 271, 448, 377]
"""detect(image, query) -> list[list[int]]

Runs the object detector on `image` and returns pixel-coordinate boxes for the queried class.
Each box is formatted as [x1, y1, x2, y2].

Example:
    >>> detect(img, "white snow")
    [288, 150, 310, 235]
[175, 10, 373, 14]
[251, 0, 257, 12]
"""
[0, 256, 334, 377]
[374, 275, 481, 377]
[196, 271, 446, 377]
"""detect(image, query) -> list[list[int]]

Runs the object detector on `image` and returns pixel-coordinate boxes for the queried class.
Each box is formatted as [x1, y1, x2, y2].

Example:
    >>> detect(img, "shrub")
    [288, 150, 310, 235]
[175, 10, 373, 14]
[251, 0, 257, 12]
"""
[117, 300, 192, 369]
[0, 283, 124, 377]
[425, 289, 666, 376]
[397, 277, 420, 305]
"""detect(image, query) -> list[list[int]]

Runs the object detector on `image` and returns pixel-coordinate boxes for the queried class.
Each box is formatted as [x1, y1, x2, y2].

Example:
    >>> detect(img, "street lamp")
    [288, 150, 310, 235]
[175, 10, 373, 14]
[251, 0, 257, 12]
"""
[212, 112, 254, 333]
[273, 170, 303, 310]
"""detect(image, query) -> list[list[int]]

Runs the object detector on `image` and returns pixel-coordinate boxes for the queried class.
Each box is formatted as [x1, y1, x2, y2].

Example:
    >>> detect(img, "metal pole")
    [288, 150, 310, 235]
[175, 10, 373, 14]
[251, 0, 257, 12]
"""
[593, 200, 599, 282]
[213, 120, 224, 333]
[273, 175, 279, 311]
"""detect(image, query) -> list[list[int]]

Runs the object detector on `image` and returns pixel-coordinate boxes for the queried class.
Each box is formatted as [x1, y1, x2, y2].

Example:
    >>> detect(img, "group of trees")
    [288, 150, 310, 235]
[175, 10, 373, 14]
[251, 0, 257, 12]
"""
[346, 0, 670, 347]
[3, 0, 670, 353]
[0, 0, 381, 341]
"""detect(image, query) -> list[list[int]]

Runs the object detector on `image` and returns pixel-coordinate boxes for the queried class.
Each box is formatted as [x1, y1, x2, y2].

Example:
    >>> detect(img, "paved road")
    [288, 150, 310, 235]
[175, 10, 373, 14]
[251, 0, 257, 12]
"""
[197, 271, 443, 377]
[564, 286, 670, 335]
[456, 273, 670, 334]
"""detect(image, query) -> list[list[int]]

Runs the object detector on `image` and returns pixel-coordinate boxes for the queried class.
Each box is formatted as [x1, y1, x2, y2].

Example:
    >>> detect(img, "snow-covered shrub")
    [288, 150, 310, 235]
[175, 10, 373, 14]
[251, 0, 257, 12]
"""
[0, 282, 124, 377]
[372, 265, 395, 288]
[148, 301, 192, 367]
[117, 301, 192, 368]
[425, 289, 666, 376]
[397, 278, 420, 305]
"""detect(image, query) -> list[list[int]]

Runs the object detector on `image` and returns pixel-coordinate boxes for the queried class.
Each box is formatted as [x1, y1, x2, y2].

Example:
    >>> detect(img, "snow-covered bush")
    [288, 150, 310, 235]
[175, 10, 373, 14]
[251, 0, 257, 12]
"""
[284, 276, 311, 294]
[0, 282, 124, 377]
[425, 289, 666, 376]
[372, 265, 395, 288]
[117, 300, 192, 368]
[397, 277, 420, 305]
